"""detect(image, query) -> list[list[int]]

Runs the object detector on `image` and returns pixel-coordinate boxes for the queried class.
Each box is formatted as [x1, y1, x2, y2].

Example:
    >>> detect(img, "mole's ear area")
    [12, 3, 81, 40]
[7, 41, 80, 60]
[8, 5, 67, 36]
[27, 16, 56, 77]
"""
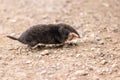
[67, 32, 79, 41]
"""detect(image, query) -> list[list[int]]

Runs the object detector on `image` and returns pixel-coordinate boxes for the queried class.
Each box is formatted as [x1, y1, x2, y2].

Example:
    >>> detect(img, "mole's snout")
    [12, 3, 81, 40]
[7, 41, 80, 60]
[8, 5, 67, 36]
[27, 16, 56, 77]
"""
[67, 32, 80, 41]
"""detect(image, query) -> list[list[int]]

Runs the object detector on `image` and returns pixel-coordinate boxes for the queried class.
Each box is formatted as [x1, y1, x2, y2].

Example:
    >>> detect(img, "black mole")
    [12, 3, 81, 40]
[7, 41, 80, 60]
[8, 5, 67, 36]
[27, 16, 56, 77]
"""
[7, 23, 80, 47]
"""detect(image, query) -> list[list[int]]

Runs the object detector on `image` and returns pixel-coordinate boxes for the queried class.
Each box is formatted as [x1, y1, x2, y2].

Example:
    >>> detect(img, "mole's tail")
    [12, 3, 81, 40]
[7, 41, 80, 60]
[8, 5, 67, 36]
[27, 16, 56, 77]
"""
[7, 35, 18, 40]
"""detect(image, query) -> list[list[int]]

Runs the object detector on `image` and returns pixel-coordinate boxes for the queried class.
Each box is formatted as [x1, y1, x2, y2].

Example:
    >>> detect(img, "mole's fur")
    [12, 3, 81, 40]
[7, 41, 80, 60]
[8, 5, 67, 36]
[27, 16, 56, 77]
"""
[7, 23, 80, 47]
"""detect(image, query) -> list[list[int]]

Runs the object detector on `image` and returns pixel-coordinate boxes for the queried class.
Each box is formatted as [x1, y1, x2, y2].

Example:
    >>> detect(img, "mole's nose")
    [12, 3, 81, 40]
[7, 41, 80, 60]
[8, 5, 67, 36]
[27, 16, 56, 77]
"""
[70, 33, 80, 38]
[67, 32, 79, 41]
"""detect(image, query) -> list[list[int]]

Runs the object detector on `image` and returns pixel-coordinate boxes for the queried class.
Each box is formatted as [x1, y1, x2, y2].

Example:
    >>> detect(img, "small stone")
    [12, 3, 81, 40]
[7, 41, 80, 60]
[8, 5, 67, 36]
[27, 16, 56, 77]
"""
[10, 33, 16, 36]
[100, 60, 108, 65]
[40, 50, 50, 55]
[102, 3, 109, 7]
[112, 64, 117, 68]
[74, 70, 88, 76]
[76, 54, 81, 57]
[70, 77, 77, 80]
[9, 18, 17, 23]
[96, 37, 101, 41]
[80, 12, 84, 16]
[95, 50, 105, 57]
[91, 47, 96, 51]
[25, 60, 32, 64]
[110, 24, 120, 33]
[40, 70, 47, 74]
[28, 51, 32, 54]
[99, 40, 104, 45]
[94, 39, 104, 45]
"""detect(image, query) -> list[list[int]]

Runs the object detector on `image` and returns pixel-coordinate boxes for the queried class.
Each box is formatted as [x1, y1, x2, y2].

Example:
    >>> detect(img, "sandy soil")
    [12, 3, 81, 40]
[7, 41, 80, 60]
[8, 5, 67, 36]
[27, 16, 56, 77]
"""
[0, 0, 120, 80]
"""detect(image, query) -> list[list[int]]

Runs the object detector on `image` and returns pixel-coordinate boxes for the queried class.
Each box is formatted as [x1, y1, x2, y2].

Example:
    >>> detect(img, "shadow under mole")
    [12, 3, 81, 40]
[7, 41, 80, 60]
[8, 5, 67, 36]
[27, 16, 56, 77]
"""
[34, 43, 79, 51]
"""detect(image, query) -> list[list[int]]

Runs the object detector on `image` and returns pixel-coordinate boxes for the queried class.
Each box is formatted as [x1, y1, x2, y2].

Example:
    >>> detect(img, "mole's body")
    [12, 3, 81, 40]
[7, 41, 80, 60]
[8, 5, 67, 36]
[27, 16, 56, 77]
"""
[7, 23, 80, 47]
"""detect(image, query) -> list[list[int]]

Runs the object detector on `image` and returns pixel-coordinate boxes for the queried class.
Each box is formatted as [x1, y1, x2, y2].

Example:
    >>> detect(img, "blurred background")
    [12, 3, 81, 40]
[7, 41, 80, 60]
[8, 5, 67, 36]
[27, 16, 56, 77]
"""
[0, 0, 120, 80]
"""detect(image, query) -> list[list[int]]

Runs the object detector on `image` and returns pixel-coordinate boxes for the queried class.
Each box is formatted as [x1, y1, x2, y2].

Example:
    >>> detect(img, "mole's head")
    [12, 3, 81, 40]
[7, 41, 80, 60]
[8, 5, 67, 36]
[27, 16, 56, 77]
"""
[58, 23, 80, 42]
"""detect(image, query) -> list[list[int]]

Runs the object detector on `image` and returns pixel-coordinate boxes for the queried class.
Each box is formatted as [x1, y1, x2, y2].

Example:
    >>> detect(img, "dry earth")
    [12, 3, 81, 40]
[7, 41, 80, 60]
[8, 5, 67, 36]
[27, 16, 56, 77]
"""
[0, 0, 120, 80]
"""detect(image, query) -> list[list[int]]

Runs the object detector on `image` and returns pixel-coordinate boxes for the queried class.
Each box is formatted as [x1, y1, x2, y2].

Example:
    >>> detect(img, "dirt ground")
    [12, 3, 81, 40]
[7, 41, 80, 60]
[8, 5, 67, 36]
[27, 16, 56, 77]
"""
[0, 0, 120, 80]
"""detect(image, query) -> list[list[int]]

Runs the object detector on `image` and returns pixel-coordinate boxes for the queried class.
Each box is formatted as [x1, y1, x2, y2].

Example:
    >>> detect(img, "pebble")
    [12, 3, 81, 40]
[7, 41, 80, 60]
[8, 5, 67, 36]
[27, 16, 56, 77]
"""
[76, 54, 81, 57]
[91, 47, 96, 51]
[74, 70, 88, 76]
[100, 60, 108, 65]
[110, 24, 120, 33]
[94, 38, 104, 45]
[25, 60, 32, 64]
[40, 60, 45, 63]
[102, 3, 109, 7]
[95, 50, 105, 57]
[9, 18, 17, 23]
[40, 70, 47, 74]
[9, 33, 16, 36]
[40, 50, 50, 55]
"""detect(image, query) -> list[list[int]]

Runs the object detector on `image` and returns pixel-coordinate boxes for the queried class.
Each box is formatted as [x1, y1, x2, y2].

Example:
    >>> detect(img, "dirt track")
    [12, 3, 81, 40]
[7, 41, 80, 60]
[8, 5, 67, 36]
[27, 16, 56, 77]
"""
[0, 0, 120, 80]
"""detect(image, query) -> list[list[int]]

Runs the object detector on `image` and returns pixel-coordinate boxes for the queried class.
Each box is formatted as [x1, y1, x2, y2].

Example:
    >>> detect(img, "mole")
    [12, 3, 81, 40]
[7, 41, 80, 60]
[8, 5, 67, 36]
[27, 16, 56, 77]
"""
[7, 23, 80, 48]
